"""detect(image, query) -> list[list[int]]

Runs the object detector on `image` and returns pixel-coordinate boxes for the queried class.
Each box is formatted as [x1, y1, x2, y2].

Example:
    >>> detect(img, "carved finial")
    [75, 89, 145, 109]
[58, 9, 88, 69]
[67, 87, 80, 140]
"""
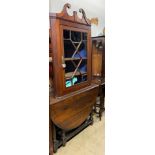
[79, 8, 90, 24]
[50, 3, 91, 26]
[62, 3, 71, 15]
[73, 11, 78, 20]
[73, 11, 77, 16]
[79, 8, 86, 18]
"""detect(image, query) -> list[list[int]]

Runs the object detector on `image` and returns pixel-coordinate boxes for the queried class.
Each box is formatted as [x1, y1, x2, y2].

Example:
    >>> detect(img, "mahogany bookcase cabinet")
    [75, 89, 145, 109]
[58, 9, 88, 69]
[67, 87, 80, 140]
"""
[49, 3, 98, 153]
[49, 3, 92, 97]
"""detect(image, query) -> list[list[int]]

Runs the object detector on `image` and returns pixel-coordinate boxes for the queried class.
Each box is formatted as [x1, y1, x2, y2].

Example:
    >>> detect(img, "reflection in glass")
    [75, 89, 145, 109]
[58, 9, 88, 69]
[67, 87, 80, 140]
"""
[66, 77, 78, 88]
[74, 41, 87, 58]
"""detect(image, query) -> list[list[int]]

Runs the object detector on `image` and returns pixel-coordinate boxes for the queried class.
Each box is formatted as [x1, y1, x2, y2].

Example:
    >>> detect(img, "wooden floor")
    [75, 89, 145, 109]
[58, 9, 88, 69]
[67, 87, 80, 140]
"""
[54, 113, 105, 155]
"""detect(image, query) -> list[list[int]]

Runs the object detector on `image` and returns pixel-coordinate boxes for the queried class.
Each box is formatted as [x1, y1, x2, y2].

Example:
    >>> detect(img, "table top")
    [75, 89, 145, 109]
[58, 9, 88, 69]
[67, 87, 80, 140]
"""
[49, 83, 99, 105]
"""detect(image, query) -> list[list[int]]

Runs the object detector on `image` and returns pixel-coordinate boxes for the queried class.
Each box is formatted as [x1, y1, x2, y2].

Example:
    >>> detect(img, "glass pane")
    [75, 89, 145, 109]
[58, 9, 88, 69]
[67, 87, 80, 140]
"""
[65, 61, 76, 73]
[64, 40, 75, 58]
[63, 29, 88, 88]
[79, 60, 87, 73]
[82, 32, 87, 40]
[63, 30, 70, 39]
[74, 41, 87, 58]
[82, 75, 87, 82]
[71, 31, 81, 42]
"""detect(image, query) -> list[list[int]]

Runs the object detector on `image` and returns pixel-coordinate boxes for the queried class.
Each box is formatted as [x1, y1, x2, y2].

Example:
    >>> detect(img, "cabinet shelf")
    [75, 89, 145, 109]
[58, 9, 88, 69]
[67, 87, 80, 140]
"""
[64, 58, 87, 61]
[65, 71, 87, 79]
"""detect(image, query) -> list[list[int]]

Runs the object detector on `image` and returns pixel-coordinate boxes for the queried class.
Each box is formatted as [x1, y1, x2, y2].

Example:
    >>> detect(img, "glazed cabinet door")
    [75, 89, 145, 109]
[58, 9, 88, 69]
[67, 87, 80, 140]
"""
[60, 26, 91, 95]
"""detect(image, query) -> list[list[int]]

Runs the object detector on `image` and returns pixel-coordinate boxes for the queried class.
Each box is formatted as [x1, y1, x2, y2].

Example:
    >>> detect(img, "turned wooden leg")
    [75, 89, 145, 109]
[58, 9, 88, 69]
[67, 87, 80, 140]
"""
[94, 97, 98, 113]
[62, 130, 66, 146]
[90, 110, 94, 125]
[49, 120, 53, 155]
[99, 85, 105, 121]
[94, 84, 104, 120]
[99, 109, 102, 121]
[52, 124, 58, 153]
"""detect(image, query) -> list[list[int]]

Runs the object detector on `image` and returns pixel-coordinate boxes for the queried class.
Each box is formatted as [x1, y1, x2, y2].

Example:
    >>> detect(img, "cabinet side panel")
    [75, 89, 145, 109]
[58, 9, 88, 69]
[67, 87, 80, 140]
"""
[50, 18, 63, 96]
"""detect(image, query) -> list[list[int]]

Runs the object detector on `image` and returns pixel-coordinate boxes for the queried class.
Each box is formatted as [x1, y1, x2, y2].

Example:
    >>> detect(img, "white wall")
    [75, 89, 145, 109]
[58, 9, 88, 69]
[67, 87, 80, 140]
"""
[49, 0, 105, 37]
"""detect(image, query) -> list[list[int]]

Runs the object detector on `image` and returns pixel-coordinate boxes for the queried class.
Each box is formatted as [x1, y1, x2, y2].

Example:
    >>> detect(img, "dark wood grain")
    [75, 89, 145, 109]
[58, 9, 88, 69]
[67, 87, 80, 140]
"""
[50, 84, 98, 131]
[92, 36, 105, 78]
[91, 36, 105, 120]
